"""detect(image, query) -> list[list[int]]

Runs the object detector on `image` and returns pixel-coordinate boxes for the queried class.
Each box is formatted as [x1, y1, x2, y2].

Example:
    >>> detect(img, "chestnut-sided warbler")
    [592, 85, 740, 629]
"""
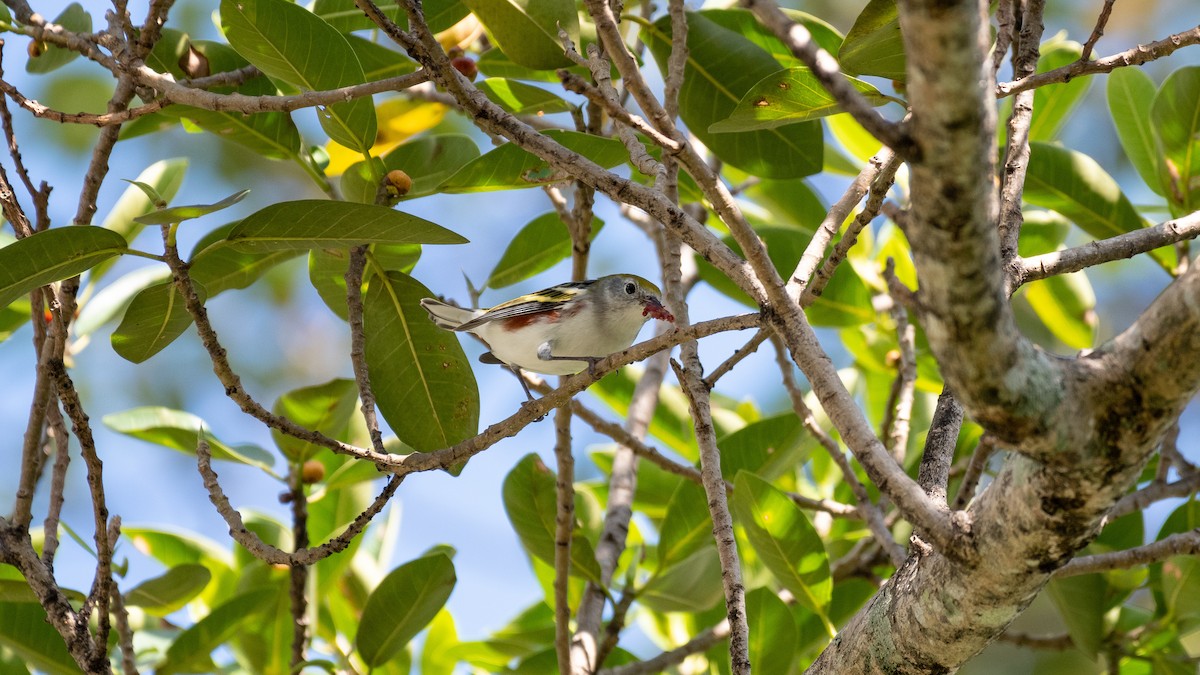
[421, 275, 675, 381]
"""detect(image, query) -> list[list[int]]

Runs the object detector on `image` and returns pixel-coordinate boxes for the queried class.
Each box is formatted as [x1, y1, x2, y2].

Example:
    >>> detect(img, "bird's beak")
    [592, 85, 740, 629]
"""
[642, 298, 675, 323]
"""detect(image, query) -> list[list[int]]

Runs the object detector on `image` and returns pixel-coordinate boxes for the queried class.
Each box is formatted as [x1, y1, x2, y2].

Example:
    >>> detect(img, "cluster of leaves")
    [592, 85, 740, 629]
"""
[1, 0, 1199, 672]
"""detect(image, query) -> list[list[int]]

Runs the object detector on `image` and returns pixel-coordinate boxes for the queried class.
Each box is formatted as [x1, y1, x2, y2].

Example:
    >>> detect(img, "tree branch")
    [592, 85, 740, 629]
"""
[997, 24, 1200, 97]
[1018, 211, 1200, 285]
[1058, 529, 1200, 577]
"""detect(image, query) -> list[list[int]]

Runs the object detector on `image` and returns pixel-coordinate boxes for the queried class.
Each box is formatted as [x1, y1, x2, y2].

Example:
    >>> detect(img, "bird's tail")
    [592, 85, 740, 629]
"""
[420, 298, 480, 330]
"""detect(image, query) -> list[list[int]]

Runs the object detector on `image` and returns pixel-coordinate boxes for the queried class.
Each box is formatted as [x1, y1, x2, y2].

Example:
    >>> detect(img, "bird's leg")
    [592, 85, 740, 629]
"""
[508, 365, 546, 422]
[537, 342, 602, 377]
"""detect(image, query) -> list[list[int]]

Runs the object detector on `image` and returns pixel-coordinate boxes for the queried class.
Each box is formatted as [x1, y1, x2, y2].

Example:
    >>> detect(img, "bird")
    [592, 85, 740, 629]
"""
[421, 274, 674, 397]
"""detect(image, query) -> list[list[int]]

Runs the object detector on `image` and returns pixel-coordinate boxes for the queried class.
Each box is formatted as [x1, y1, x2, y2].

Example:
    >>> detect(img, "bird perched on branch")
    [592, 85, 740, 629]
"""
[421, 274, 674, 398]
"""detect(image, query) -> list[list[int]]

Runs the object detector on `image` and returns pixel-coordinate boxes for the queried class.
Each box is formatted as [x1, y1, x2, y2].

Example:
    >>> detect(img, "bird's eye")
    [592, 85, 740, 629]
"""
[624, 281, 637, 295]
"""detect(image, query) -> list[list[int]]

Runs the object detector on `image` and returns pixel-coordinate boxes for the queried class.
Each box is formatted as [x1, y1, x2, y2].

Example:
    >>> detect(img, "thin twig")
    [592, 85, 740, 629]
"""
[288, 471, 310, 668]
[345, 247, 387, 455]
[1057, 529, 1200, 577]
[1108, 474, 1200, 520]
[917, 387, 963, 507]
[553, 405, 576, 675]
[739, 0, 914, 157]
[703, 330, 769, 390]
[673, 354, 750, 675]
[997, 24, 1200, 97]
[1080, 0, 1118, 61]
[997, 0, 1047, 267]
[40, 404, 71, 571]
[194, 439, 403, 565]
[596, 620, 730, 675]
[1018, 211, 1200, 286]
[771, 336, 907, 567]
[951, 436, 996, 510]
[997, 631, 1075, 650]
[884, 278, 918, 464]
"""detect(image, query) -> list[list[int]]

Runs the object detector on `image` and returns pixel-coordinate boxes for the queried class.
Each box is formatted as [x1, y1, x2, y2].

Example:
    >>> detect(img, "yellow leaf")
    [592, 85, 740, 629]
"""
[324, 99, 449, 175]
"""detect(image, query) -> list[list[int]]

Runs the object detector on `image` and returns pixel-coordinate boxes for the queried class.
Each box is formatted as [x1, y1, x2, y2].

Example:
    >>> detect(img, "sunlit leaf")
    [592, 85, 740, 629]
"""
[732, 471, 833, 631]
[271, 378, 360, 461]
[746, 586, 798, 674]
[364, 271, 479, 451]
[221, 0, 376, 151]
[502, 454, 604, 584]
[1024, 142, 1174, 272]
[462, 0, 577, 70]
[438, 130, 627, 192]
[712, 68, 890, 132]
[1107, 67, 1163, 196]
[487, 212, 604, 288]
[357, 553, 457, 667]
[102, 407, 275, 472]
[125, 564, 212, 616]
[1151, 66, 1200, 214]
[156, 588, 277, 675]
[643, 10, 823, 178]
[0, 228, 128, 310]
[226, 200, 467, 250]
[838, 0, 904, 81]
[133, 190, 250, 225]
[640, 547, 723, 612]
[1047, 574, 1106, 658]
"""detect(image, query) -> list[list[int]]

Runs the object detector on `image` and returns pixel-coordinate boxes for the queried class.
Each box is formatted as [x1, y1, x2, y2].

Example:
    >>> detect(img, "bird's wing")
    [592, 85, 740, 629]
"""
[456, 282, 590, 331]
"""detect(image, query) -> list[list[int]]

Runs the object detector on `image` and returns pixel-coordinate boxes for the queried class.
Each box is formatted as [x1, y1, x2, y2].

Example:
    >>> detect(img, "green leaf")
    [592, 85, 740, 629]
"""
[1024, 142, 1174, 272]
[226, 200, 467, 251]
[656, 482, 712, 573]
[145, 34, 303, 160]
[838, 0, 905, 81]
[313, 0, 468, 33]
[1047, 574, 1106, 658]
[121, 527, 237, 611]
[101, 158, 189, 245]
[732, 471, 833, 631]
[271, 378, 360, 461]
[357, 553, 457, 667]
[486, 212, 604, 288]
[25, 3, 90, 74]
[0, 602, 79, 675]
[347, 35, 419, 81]
[133, 189, 250, 225]
[1107, 67, 1164, 197]
[1029, 38, 1091, 142]
[700, 8, 844, 65]
[221, 0, 376, 152]
[110, 280, 203, 364]
[477, 78, 574, 115]
[364, 271, 479, 451]
[189, 224, 304, 295]
[746, 586, 798, 675]
[102, 407, 275, 472]
[125, 564, 212, 616]
[0, 227, 128, 310]
[746, 178, 827, 231]
[420, 609, 460, 675]
[1151, 65, 1200, 213]
[590, 368, 700, 461]
[75, 265, 172, 337]
[640, 547, 724, 613]
[1021, 270, 1096, 349]
[644, 11, 823, 178]
[308, 244, 421, 319]
[718, 412, 806, 480]
[0, 296, 30, 345]
[476, 49, 586, 83]
[712, 67, 890, 132]
[341, 134, 481, 204]
[502, 454, 604, 584]
[438, 130, 627, 192]
[157, 588, 276, 675]
[462, 0, 577, 70]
